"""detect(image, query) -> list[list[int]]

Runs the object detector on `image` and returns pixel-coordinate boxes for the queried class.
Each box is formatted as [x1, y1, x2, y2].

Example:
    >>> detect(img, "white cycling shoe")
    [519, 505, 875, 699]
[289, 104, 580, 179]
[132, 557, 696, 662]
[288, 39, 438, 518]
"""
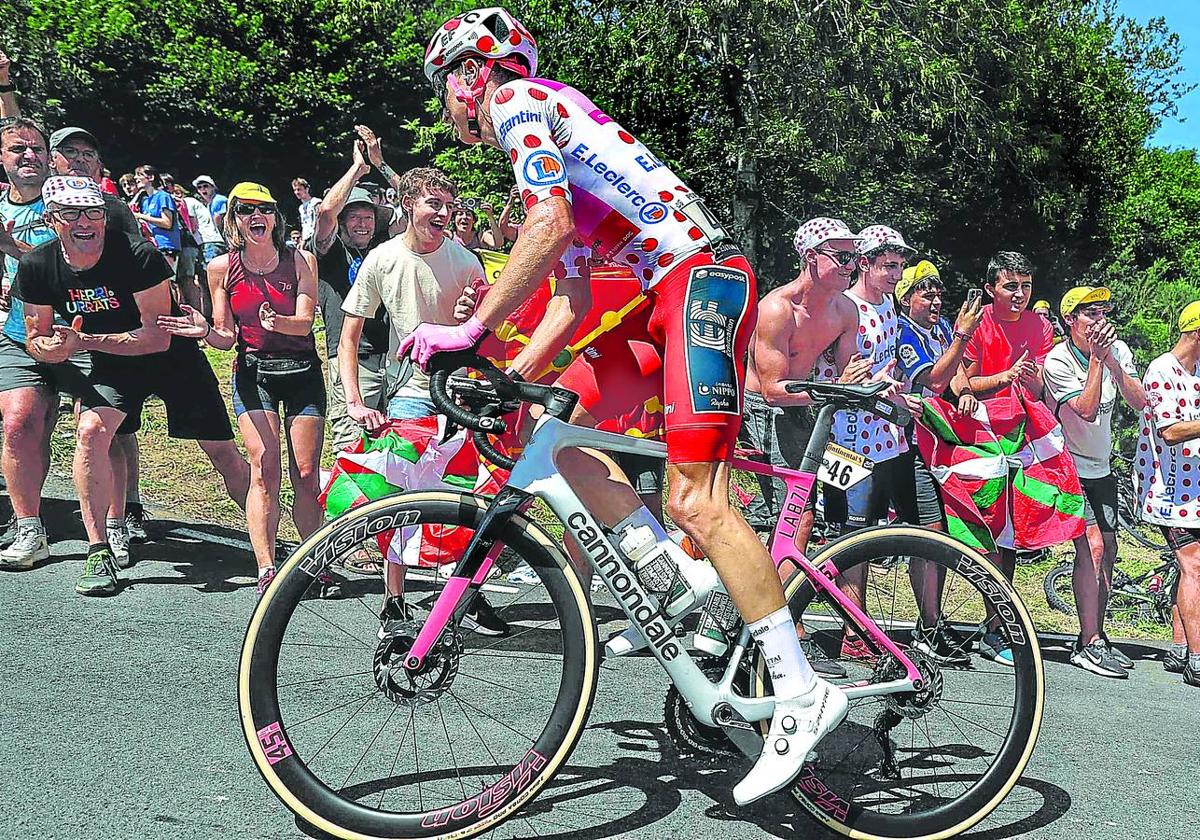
[733, 678, 849, 806]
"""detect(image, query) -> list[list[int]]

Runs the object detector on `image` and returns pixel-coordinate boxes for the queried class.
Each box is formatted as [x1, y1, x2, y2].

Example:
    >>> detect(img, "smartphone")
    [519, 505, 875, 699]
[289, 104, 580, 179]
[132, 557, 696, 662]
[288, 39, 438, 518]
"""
[967, 288, 983, 305]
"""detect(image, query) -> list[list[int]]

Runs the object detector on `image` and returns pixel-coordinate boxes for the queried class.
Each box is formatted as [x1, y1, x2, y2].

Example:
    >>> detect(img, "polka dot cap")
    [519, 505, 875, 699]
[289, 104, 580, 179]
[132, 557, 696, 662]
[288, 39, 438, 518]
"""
[793, 217, 861, 256]
[856, 224, 915, 256]
[41, 176, 105, 207]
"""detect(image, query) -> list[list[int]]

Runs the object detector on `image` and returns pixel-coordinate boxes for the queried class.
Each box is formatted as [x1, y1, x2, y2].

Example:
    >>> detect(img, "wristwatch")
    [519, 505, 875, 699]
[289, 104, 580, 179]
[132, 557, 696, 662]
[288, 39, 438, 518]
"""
[0, 84, 16, 93]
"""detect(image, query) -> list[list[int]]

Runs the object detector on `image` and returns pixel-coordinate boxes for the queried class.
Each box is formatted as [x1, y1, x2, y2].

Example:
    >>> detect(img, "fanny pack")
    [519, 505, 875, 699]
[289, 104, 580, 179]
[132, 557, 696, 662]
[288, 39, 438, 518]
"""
[241, 352, 316, 385]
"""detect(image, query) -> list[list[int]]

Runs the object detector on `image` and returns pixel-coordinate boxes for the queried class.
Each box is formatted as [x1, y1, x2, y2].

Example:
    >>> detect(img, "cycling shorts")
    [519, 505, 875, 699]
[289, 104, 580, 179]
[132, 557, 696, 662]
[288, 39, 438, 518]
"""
[556, 252, 757, 464]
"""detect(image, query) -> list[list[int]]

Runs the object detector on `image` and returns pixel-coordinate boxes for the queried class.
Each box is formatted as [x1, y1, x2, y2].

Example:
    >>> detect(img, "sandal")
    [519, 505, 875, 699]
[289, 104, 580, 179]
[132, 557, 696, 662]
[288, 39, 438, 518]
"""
[343, 548, 385, 576]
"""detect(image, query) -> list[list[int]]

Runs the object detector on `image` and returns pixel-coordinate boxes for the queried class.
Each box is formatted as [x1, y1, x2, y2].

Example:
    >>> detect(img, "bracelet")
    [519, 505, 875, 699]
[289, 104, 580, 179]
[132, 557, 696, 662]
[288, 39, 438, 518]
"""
[203, 322, 212, 340]
[953, 331, 972, 343]
[0, 84, 15, 93]
[378, 161, 399, 183]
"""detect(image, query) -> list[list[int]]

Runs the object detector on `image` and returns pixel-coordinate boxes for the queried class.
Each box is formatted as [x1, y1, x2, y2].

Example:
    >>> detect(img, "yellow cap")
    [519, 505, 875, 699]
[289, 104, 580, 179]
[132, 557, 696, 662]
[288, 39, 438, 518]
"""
[895, 259, 940, 302]
[1059, 286, 1111, 317]
[1032, 300, 1052, 313]
[1180, 301, 1200, 333]
[228, 181, 277, 204]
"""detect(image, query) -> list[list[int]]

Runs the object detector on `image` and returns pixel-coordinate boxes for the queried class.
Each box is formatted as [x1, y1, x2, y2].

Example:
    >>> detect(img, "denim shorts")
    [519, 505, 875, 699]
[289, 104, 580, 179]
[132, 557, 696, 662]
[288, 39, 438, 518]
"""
[387, 395, 437, 420]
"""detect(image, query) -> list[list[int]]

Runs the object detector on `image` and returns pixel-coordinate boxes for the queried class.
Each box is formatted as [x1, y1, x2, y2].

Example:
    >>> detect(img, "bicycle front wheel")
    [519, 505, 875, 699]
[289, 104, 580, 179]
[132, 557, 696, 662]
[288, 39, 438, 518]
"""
[239, 491, 599, 839]
[763, 526, 1045, 840]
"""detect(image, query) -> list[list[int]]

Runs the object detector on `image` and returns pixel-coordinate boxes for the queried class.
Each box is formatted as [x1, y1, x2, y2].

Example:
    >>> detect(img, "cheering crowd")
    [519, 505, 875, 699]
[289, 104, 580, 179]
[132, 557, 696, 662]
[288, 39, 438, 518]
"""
[0, 53, 1196, 690]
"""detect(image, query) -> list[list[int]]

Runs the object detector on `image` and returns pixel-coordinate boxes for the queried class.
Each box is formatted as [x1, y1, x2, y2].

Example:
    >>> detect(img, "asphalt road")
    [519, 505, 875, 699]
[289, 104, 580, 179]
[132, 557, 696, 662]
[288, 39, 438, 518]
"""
[0, 485, 1197, 840]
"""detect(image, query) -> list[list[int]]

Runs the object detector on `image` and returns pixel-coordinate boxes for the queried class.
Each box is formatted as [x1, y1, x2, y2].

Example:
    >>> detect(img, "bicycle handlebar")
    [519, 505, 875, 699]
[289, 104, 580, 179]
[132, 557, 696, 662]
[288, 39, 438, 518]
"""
[784, 379, 913, 427]
[426, 350, 581, 471]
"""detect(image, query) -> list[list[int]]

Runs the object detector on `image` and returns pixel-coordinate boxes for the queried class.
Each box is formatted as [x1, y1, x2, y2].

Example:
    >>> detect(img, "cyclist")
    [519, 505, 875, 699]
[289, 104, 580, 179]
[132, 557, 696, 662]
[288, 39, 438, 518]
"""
[402, 7, 846, 804]
[1135, 301, 1200, 687]
[1043, 286, 1145, 678]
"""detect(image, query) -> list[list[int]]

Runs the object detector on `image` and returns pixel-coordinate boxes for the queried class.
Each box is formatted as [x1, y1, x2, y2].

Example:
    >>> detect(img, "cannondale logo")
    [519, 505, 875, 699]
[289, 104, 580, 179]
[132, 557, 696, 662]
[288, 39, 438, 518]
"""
[688, 300, 735, 355]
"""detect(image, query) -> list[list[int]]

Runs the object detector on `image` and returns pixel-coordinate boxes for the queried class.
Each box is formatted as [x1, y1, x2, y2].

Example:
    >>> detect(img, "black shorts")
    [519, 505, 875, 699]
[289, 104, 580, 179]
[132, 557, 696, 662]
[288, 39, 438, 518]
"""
[1161, 525, 1200, 552]
[232, 360, 326, 420]
[1080, 474, 1118, 533]
[613, 450, 664, 497]
[63, 338, 234, 441]
[831, 446, 944, 529]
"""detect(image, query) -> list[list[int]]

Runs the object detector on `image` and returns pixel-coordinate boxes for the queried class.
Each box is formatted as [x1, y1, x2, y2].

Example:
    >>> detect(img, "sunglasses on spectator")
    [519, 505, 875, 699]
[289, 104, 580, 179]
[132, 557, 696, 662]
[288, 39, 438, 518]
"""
[1078, 305, 1112, 318]
[234, 203, 277, 217]
[815, 248, 860, 267]
[51, 207, 106, 222]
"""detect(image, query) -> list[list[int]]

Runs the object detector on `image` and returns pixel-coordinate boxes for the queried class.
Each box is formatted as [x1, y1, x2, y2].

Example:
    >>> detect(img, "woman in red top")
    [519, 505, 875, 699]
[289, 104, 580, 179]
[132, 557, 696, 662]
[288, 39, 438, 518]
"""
[161, 182, 327, 596]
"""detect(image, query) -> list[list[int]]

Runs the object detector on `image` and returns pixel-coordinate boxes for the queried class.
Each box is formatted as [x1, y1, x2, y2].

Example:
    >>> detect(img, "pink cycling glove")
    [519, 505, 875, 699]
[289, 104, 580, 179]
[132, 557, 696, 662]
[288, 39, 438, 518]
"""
[398, 316, 489, 371]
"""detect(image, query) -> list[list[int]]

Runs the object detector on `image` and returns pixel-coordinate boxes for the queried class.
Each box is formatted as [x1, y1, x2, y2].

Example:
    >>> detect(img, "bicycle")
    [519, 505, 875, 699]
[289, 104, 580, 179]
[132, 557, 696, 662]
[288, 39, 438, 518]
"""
[239, 350, 1045, 840]
[1043, 552, 1178, 626]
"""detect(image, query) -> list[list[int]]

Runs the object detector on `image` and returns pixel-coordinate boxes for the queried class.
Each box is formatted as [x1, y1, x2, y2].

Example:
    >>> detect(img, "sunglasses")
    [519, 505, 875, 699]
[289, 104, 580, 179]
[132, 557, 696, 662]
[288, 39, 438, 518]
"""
[815, 248, 860, 267]
[234, 202, 277, 217]
[1077, 305, 1112, 318]
[52, 207, 106, 222]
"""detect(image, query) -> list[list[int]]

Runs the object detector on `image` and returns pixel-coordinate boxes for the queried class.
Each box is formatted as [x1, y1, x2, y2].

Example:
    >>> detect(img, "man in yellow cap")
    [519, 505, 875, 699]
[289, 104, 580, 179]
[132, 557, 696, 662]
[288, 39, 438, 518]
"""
[1137, 301, 1200, 687]
[1044, 286, 1146, 678]
[1032, 299, 1065, 345]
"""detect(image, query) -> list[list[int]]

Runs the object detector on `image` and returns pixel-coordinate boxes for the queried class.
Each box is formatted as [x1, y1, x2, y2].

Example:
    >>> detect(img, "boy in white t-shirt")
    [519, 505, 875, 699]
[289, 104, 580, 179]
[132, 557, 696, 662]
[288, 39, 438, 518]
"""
[1043, 286, 1145, 679]
[1136, 300, 1200, 687]
[337, 167, 502, 636]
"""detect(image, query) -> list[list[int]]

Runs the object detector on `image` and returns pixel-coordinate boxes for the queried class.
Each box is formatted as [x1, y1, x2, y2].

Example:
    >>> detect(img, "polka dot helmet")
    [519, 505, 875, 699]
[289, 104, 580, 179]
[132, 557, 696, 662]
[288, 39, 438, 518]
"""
[424, 7, 538, 86]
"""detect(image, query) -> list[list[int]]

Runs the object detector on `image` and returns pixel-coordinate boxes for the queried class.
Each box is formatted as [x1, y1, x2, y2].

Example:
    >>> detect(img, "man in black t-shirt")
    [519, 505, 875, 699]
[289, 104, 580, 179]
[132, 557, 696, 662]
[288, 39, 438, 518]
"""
[311, 144, 394, 451]
[16, 176, 248, 596]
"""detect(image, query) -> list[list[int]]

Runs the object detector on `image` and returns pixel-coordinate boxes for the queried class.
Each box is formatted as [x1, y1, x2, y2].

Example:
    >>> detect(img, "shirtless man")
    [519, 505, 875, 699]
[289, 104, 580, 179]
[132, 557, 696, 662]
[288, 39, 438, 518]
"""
[744, 217, 872, 556]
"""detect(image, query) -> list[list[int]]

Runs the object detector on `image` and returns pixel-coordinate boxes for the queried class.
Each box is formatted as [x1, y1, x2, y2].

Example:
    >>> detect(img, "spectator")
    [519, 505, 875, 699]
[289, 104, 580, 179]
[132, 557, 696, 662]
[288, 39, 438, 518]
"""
[497, 184, 522, 245]
[0, 117, 60, 569]
[192, 175, 229, 238]
[310, 129, 393, 452]
[337, 166, 507, 635]
[288, 229, 301, 249]
[292, 178, 320, 244]
[161, 182, 328, 598]
[894, 258, 981, 665]
[165, 178, 204, 309]
[1045, 286, 1146, 678]
[174, 184, 220, 317]
[99, 167, 118, 196]
[17, 177, 247, 594]
[1136, 301, 1200, 688]
[1034, 298, 1066, 344]
[133, 164, 181, 269]
[0, 47, 16, 119]
[963, 251, 1052, 401]
[449, 202, 504, 252]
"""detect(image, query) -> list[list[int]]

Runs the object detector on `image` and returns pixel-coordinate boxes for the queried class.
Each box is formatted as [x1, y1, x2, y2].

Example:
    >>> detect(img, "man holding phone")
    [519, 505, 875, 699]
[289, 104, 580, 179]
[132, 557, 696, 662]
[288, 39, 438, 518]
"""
[1044, 286, 1145, 678]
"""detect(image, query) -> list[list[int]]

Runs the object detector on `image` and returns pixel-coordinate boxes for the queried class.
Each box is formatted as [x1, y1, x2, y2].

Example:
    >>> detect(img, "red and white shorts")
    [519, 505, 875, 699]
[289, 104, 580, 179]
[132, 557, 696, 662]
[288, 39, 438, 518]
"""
[556, 252, 757, 464]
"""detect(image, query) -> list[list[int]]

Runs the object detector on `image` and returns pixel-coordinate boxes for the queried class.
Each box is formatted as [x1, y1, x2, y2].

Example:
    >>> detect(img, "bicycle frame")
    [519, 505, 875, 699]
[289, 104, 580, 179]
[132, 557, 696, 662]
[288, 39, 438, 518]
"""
[404, 402, 920, 756]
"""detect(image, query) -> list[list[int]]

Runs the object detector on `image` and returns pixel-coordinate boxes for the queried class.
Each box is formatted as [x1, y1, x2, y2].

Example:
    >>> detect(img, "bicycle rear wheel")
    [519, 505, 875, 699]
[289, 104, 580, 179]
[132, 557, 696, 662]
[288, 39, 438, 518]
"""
[759, 526, 1044, 840]
[240, 491, 599, 839]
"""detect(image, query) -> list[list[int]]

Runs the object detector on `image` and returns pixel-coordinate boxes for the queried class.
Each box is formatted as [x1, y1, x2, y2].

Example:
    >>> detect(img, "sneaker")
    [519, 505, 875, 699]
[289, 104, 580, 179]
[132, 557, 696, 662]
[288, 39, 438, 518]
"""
[462, 595, 510, 637]
[800, 638, 847, 679]
[1164, 647, 1188, 674]
[75, 549, 119, 596]
[912, 618, 972, 667]
[839, 636, 876, 662]
[316, 570, 341, 599]
[275, 540, 298, 564]
[125, 508, 149, 544]
[107, 526, 132, 570]
[256, 566, 277, 599]
[506, 563, 540, 585]
[732, 678, 849, 805]
[0, 515, 17, 550]
[978, 627, 1014, 667]
[1099, 634, 1134, 669]
[378, 595, 415, 640]
[1184, 662, 1200, 688]
[0, 528, 50, 570]
[1070, 638, 1128, 679]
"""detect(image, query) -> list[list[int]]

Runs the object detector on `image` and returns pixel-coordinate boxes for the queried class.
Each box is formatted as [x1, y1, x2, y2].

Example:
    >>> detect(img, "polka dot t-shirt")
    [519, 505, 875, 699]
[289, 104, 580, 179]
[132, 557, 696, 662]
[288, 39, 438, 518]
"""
[489, 78, 719, 291]
[1136, 351, 1200, 526]
[832, 290, 908, 462]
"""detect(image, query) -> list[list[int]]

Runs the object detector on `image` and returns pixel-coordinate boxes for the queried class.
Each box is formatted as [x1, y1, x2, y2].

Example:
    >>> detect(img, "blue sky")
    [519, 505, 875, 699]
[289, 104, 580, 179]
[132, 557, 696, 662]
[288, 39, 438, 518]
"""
[1116, 0, 1199, 149]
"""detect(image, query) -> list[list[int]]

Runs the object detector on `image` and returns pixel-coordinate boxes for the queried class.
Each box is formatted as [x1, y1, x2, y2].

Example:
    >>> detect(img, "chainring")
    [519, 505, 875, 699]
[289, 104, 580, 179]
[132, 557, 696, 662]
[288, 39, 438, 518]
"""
[663, 657, 744, 761]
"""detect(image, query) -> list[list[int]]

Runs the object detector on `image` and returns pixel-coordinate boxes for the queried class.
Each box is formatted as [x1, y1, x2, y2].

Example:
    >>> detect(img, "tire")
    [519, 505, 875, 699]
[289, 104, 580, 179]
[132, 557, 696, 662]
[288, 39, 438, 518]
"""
[239, 491, 599, 839]
[763, 526, 1045, 840]
[1043, 561, 1076, 616]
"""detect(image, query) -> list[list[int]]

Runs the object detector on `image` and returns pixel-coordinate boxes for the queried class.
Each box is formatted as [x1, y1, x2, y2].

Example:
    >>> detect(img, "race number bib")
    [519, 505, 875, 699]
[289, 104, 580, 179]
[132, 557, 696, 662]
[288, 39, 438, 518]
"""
[819, 443, 873, 490]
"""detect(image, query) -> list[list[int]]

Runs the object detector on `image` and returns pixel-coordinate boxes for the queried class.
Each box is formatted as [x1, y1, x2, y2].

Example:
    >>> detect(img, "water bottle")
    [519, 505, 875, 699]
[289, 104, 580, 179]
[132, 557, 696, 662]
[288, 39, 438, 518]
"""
[693, 587, 739, 656]
[615, 507, 719, 619]
[1148, 574, 1163, 595]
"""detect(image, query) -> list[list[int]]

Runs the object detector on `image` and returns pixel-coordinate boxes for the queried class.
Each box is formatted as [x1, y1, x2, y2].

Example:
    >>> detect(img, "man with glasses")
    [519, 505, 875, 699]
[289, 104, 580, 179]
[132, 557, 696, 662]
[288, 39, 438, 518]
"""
[191, 175, 228, 253]
[0, 117, 61, 569]
[15, 176, 245, 595]
[1044, 286, 1145, 678]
